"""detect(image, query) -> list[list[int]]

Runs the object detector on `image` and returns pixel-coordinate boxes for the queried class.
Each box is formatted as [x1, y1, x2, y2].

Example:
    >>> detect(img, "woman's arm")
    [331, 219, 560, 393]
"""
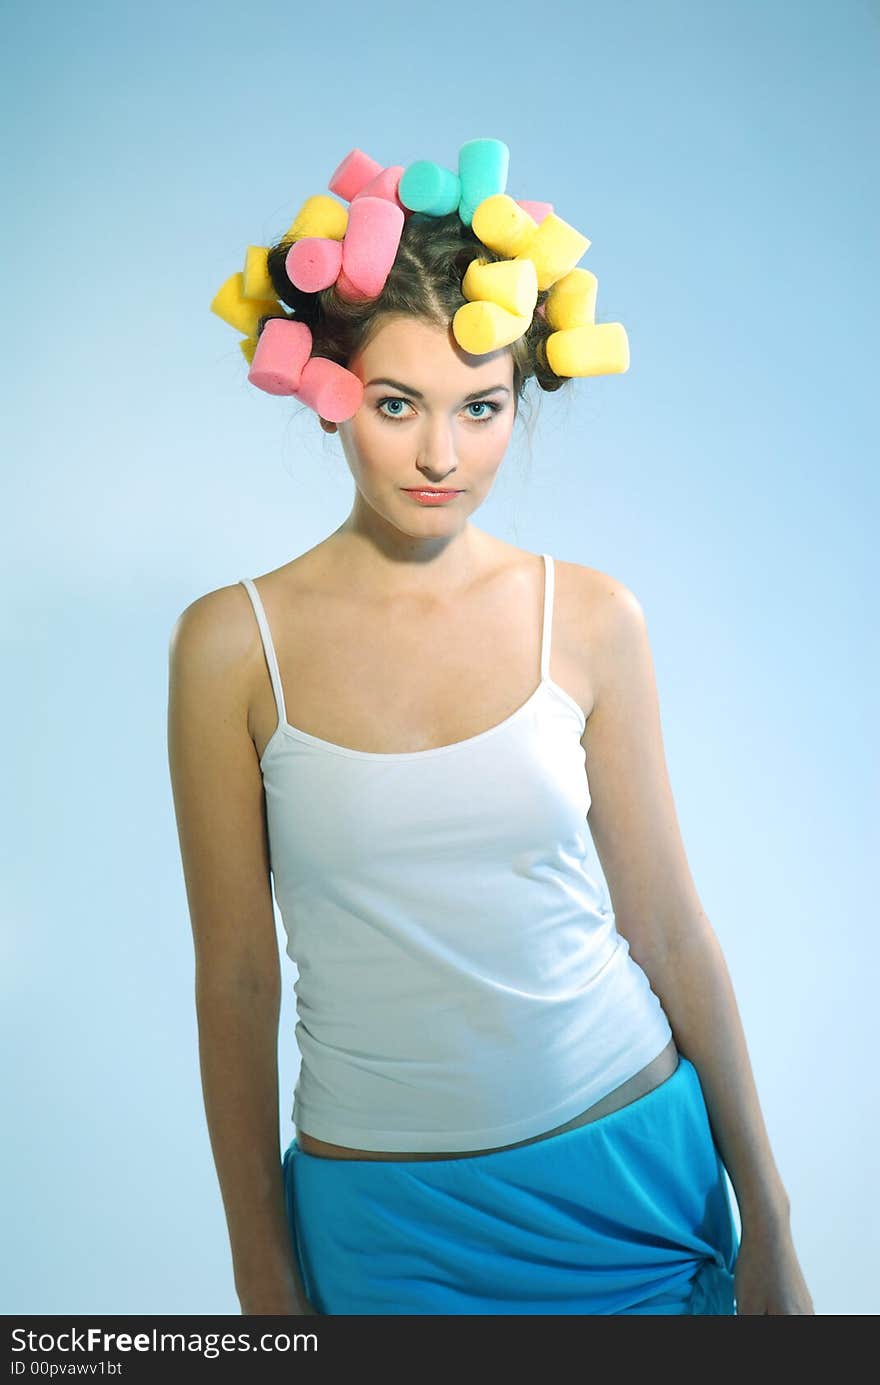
[580, 575, 814, 1314]
[196, 975, 311, 1314]
[167, 588, 314, 1315]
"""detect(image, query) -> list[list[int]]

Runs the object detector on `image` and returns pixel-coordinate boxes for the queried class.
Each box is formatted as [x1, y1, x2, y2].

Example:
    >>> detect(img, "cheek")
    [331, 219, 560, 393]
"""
[346, 416, 403, 469]
[471, 417, 515, 467]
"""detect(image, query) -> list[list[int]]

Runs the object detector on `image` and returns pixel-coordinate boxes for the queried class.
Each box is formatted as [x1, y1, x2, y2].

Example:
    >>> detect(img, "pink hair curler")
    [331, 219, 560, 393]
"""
[285, 237, 344, 293]
[353, 165, 409, 215]
[337, 196, 405, 302]
[328, 148, 383, 203]
[247, 318, 313, 395]
[292, 356, 364, 423]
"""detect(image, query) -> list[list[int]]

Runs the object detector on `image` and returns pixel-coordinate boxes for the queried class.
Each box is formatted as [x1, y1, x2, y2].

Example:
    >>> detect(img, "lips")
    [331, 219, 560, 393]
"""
[402, 488, 462, 494]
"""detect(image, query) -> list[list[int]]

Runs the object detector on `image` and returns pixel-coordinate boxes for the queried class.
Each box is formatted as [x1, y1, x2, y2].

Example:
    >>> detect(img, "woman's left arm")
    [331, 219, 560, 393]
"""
[580, 575, 815, 1315]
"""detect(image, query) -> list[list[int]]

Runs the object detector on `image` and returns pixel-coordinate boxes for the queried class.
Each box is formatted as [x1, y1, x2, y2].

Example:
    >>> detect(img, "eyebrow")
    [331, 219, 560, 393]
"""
[366, 377, 511, 403]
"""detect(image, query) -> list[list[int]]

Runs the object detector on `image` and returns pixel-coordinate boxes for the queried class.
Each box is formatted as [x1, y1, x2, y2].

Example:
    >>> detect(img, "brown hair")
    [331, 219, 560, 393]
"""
[258, 210, 572, 427]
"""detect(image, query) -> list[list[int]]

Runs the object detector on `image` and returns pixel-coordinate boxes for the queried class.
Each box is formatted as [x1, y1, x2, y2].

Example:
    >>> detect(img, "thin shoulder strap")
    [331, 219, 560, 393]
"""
[239, 577, 287, 726]
[540, 553, 554, 681]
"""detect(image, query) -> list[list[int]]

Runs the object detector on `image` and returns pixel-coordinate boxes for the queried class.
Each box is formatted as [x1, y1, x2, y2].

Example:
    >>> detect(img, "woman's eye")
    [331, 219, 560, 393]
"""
[465, 401, 501, 421]
[376, 397, 501, 423]
[377, 398, 409, 419]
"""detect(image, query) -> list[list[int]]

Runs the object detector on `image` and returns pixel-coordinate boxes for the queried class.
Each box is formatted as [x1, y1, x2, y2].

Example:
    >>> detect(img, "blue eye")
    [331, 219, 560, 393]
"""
[465, 400, 501, 421]
[376, 397, 502, 423]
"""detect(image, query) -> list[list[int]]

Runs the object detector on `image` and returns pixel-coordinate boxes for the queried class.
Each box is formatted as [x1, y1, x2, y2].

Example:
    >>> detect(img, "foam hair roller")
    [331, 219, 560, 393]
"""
[457, 138, 509, 227]
[329, 148, 384, 203]
[544, 267, 598, 329]
[471, 194, 538, 258]
[461, 257, 538, 320]
[542, 266, 629, 375]
[282, 194, 348, 243]
[512, 212, 590, 292]
[545, 322, 630, 376]
[243, 246, 275, 301]
[247, 319, 365, 420]
[353, 165, 408, 211]
[333, 266, 369, 301]
[248, 317, 312, 394]
[285, 236, 344, 293]
[399, 160, 461, 216]
[453, 300, 533, 355]
[211, 137, 631, 423]
[211, 271, 281, 338]
[337, 196, 405, 302]
[293, 356, 365, 422]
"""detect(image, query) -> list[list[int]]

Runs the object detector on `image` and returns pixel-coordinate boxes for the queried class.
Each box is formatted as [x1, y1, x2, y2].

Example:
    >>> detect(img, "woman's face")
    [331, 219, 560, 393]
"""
[323, 314, 517, 537]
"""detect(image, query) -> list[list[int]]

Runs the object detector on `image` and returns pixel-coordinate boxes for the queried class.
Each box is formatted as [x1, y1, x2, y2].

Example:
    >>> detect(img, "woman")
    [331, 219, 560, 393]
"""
[167, 148, 814, 1315]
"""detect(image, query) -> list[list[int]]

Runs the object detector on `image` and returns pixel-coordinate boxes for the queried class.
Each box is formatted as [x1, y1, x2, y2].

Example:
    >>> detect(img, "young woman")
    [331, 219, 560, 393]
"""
[168, 190, 814, 1315]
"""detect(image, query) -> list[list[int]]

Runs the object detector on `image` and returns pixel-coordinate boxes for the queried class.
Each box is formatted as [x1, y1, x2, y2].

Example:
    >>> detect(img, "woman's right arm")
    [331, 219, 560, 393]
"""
[166, 587, 315, 1316]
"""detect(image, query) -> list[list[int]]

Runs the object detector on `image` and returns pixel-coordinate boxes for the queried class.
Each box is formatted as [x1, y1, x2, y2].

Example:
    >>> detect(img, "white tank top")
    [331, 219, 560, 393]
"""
[239, 553, 672, 1152]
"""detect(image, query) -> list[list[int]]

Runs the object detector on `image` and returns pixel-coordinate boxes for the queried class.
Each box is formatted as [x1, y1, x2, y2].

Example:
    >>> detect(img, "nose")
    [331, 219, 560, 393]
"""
[416, 414, 458, 482]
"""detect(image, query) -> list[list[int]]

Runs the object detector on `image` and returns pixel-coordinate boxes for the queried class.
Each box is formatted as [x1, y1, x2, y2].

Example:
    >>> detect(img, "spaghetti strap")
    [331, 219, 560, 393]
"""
[239, 577, 287, 727]
[539, 554, 554, 682]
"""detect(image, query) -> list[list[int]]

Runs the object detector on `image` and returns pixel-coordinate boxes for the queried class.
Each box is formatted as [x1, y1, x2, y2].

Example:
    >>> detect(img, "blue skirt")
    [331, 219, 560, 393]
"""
[281, 1055, 740, 1314]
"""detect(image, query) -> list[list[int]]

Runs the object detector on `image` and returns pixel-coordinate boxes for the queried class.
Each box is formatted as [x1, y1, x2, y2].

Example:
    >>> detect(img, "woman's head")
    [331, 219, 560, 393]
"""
[258, 211, 571, 538]
[315, 313, 517, 532]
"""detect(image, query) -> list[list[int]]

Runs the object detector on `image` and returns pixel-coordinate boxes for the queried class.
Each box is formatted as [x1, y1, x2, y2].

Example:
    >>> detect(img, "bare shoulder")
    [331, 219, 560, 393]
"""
[169, 580, 262, 684]
[554, 555, 640, 610]
[166, 581, 282, 982]
[167, 580, 269, 751]
[551, 557, 645, 715]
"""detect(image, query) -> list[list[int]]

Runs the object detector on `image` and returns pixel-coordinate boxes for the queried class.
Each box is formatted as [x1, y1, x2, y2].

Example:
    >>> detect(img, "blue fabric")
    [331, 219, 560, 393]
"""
[282, 1056, 740, 1314]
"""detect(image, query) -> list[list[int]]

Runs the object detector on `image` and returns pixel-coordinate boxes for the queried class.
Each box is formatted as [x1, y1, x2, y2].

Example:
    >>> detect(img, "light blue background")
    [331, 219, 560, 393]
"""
[3, 0, 876, 1316]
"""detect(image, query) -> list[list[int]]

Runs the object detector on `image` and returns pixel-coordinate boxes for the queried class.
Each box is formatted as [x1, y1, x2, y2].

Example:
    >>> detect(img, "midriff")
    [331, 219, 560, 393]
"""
[296, 1036, 680, 1161]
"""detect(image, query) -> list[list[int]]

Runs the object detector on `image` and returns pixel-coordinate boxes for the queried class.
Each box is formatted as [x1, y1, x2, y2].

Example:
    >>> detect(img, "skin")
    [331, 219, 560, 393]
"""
[167, 312, 814, 1313]
[320, 313, 519, 590]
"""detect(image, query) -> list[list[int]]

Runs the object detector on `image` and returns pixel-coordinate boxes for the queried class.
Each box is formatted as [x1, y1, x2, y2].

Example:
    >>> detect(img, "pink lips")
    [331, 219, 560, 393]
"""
[402, 488, 463, 506]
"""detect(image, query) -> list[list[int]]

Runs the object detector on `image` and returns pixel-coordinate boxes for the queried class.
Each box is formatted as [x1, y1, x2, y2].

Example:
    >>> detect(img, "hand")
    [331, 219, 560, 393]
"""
[237, 1274, 319, 1316]
[734, 1219, 815, 1315]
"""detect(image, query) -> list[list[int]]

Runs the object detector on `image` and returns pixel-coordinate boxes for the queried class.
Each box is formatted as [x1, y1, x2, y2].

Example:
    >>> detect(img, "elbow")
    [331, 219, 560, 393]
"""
[195, 958, 281, 1004]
